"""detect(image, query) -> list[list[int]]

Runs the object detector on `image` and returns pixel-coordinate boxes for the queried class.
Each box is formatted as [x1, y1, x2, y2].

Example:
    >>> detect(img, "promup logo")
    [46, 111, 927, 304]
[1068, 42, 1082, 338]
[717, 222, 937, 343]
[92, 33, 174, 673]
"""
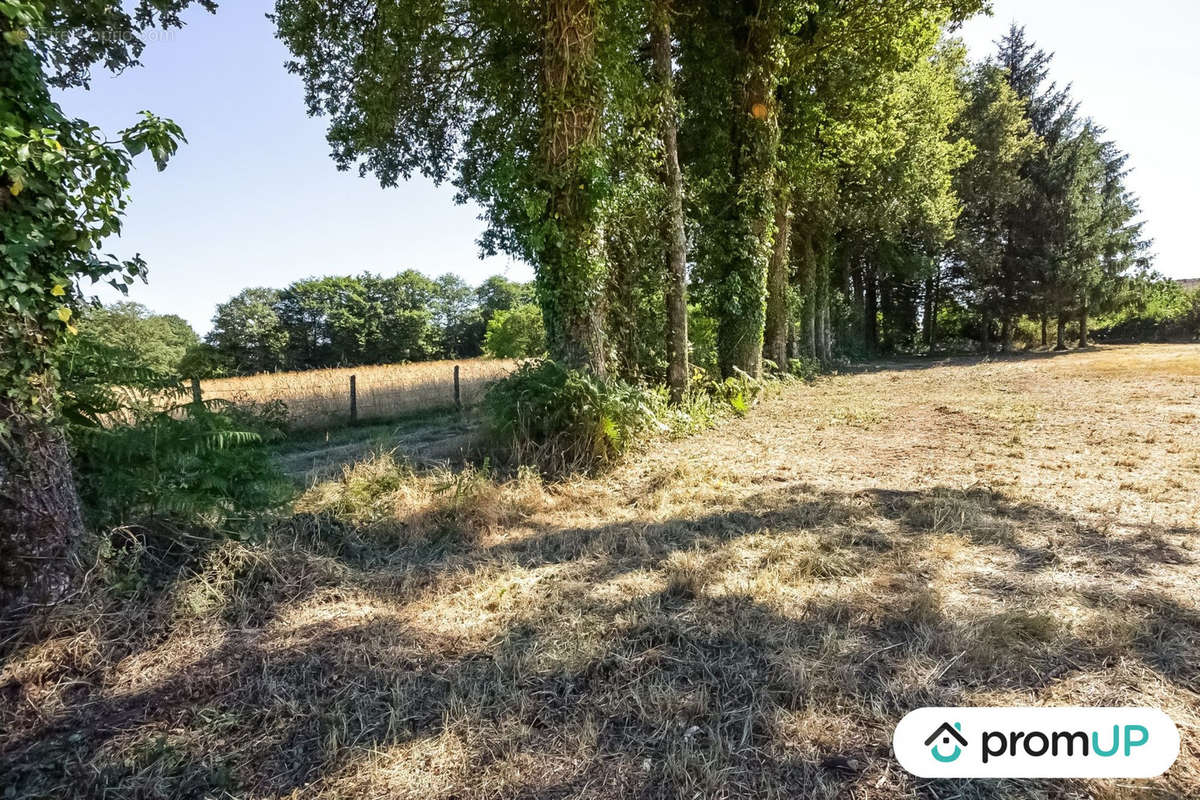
[894, 708, 1179, 778]
[925, 722, 967, 763]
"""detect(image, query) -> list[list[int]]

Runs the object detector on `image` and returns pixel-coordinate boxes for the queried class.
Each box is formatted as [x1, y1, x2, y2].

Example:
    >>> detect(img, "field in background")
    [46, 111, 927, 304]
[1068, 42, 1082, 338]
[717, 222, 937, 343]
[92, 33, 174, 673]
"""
[201, 358, 517, 429]
[4, 344, 1198, 798]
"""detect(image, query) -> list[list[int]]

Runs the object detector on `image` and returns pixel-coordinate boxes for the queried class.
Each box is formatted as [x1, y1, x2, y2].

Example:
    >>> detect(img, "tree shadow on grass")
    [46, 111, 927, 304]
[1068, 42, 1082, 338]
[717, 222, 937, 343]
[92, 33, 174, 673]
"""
[2, 482, 1197, 798]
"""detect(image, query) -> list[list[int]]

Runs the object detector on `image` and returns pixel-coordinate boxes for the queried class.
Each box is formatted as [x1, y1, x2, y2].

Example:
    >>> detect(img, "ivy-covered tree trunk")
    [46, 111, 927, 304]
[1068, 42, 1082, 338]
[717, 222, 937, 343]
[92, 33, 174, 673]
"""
[1040, 311, 1049, 348]
[763, 186, 791, 371]
[652, 0, 689, 400]
[716, 13, 780, 379]
[1056, 313, 1068, 351]
[0, 400, 84, 617]
[1001, 315, 1012, 353]
[537, 0, 608, 375]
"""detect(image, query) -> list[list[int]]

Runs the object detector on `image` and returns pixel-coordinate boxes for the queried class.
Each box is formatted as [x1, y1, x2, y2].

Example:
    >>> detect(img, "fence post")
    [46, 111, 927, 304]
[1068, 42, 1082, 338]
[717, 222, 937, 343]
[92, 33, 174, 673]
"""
[454, 365, 462, 412]
[190, 377, 202, 405]
[349, 374, 358, 425]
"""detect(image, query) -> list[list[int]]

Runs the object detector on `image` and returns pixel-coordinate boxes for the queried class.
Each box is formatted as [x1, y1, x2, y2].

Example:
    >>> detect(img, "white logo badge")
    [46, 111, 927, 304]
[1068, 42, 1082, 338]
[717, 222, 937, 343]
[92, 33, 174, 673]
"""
[894, 707, 1179, 778]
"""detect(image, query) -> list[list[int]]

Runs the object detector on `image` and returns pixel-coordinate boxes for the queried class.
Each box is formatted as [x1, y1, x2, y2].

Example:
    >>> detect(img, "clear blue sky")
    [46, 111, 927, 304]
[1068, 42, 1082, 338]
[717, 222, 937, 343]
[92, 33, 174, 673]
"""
[60, 0, 1197, 334]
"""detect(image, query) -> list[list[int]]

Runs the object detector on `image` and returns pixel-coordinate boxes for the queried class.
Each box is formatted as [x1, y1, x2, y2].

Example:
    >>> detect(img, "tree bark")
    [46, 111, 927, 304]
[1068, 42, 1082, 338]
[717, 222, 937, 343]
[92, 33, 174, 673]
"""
[864, 266, 879, 354]
[816, 242, 831, 362]
[923, 277, 936, 350]
[981, 307, 991, 353]
[797, 223, 816, 360]
[652, 1, 689, 401]
[1055, 313, 1068, 351]
[763, 186, 792, 372]
[1001, 316, 1012, 353]
[1040, 312, 1048, 349]
[537, 0, 607, 374]
[1078, 294, 1089, 348]
[0, 404, 85, 619]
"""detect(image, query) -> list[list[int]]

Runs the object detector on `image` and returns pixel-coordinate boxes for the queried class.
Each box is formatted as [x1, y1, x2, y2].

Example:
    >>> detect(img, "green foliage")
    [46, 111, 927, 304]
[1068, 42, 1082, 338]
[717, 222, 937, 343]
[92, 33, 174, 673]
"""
[74, 400, 291, 529]
[206, 273, 539, 374]
[72, 302, 200, 375]
[482, 303, 545, 359]
[482, 359, 665, 473]
[1, 0, 187, 427]
[1093, 276, 1200, 341]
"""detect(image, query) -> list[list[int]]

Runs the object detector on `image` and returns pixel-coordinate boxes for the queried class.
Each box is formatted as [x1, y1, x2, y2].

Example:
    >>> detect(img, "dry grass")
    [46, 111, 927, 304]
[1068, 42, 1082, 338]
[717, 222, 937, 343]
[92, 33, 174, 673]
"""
[3, 344, 1199, 798]
[201, 358, 517, 429]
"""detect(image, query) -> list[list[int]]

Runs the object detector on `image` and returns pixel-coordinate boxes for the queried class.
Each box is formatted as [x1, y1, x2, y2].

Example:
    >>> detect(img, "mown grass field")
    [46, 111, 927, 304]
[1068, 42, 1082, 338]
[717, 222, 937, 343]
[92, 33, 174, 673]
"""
[201, 358, 517, 429]
[3, 344, 1198, 798]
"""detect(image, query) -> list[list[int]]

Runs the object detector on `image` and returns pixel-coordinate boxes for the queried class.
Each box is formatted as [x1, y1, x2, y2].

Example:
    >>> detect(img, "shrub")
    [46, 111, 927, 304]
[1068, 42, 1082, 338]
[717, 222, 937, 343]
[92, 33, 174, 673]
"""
[482, 303, 546, 359]
[74, 400, 293, 529]
[483, 359, 666, 472]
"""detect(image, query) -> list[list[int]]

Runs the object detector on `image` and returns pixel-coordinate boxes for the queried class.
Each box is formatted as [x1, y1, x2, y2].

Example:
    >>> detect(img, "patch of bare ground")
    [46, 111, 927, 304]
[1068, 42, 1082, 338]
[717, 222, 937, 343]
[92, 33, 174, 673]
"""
[2, 344, 1198, 798]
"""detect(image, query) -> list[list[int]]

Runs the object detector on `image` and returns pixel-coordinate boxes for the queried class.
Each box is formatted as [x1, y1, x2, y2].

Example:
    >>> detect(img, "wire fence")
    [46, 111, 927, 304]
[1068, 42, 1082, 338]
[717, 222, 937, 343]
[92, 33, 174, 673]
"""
[198, 358, 517, 430]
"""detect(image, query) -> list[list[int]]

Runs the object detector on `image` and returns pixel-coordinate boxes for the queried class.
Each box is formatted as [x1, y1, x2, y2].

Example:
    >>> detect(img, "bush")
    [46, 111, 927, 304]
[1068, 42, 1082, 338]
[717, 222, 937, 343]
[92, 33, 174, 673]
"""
[74, 399, 293, 529]
[482, 303, 546, 359]
[483, 360, 666, 472]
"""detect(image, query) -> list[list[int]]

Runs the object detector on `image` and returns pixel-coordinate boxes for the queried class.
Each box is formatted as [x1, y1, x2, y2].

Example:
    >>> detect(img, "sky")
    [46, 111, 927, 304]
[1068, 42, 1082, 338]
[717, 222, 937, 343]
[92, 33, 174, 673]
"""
[59, 0, 1198, 334]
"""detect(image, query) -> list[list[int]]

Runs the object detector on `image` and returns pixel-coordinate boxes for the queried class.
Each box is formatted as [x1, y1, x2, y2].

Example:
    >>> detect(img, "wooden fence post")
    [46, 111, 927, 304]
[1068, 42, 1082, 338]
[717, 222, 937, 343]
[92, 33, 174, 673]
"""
[190, 377, 202, 405]
[349, 374, 358, 425]
[454, 365, 462, 412]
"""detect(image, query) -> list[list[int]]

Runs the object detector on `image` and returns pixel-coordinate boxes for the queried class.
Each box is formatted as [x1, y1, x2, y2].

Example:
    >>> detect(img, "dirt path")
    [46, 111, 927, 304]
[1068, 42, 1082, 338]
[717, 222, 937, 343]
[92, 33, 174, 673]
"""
[4, 344, 1199, 799]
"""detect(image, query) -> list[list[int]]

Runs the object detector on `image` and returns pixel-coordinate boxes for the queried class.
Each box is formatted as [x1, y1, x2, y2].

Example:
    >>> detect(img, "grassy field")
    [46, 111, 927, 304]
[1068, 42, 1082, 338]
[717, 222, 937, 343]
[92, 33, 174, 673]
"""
[201, 358, 517, 429]
[3, 344, 1198, 798]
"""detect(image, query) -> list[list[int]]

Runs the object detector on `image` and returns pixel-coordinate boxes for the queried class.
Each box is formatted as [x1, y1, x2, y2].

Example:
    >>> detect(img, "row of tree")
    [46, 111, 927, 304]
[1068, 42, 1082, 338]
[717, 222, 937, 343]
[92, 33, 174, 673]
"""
[205, 273, 537, 373]
[275, 2, 1150, 396]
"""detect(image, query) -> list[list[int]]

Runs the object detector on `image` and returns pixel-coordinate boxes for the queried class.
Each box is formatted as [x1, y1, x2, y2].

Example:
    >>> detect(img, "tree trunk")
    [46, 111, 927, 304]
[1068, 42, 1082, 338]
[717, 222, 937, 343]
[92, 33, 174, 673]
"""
[981, 307, 991, 353]
[0, 404, 85, 619]
[763, 186, 792, 372]
[1040, 312, 1048, 349]
[1056, 314, 1068, 351]
[715, 14, 780, 379]
[797, 224, 816, 360]
[537, 0, 607, 374]
[923, 277, 936, 351]
[816, 244, 831, 362]
[864, 266, 879, 354]
[1001, 316, 1012, 353]
[652, 1, 689, 401]
[1078, 295, 1089, 348]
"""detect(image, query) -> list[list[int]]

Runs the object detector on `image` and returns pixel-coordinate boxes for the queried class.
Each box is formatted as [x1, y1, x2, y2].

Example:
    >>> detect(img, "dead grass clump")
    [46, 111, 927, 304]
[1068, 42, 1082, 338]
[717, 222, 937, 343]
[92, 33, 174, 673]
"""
[663, 549, 714, 599]
[903, 488, 1014, 543]
[295, 452, 549, 547]
[757, 535, 863, 582]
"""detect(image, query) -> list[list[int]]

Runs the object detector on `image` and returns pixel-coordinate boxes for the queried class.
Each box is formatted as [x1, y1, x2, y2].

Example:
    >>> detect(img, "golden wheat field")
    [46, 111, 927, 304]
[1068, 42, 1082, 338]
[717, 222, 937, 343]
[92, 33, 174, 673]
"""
[199, 358, 518, 428]
[3, 344, 1199, 799]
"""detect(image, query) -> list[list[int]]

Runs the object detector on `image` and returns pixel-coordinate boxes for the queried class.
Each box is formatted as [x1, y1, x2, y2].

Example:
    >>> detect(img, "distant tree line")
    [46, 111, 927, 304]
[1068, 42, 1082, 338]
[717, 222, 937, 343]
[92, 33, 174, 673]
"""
[203, 272, 542, 374]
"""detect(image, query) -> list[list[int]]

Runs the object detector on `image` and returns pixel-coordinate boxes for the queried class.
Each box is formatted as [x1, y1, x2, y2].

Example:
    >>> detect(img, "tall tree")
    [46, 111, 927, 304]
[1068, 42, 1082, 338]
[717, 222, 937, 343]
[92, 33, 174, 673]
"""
[1, 0, 199, 613]
[652, 0, 689, 398]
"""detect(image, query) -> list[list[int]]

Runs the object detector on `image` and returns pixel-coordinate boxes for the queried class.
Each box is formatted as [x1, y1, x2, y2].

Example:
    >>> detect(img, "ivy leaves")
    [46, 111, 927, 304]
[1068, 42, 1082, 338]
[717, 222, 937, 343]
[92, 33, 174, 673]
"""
[1, 0, 185, 418]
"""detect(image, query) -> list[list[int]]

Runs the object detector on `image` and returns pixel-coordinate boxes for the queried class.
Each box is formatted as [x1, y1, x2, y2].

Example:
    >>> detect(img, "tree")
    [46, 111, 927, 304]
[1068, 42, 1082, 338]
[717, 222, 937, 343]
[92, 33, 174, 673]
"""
[652, 0, 689, 399]
[273, 0, 645, 375]
[431, 273, 483, 358]
[950, 64, 1039, 351]
[483, 303, 547, 359]
[207, 288, 288, 374]
[1, 0, 200, 613]
[476, 276, 534, 322]
[72, 302, 200, 375]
